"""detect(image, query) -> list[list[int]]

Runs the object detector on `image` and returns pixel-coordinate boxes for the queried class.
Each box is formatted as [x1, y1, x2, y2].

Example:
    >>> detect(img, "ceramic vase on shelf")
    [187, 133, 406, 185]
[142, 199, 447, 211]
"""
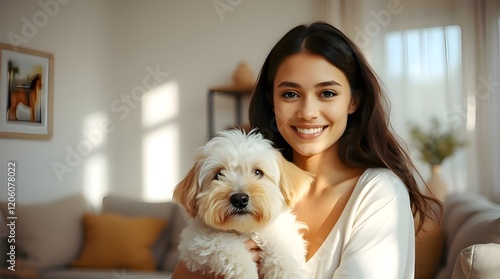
[232, 62, 254, 87]
[426, 165, 447, 202]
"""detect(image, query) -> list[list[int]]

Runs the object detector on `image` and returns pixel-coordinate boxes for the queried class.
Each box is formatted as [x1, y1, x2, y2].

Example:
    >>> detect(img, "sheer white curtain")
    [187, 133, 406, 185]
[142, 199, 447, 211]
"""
[319, 0, 500, 202]
[472, 0, 500, 201]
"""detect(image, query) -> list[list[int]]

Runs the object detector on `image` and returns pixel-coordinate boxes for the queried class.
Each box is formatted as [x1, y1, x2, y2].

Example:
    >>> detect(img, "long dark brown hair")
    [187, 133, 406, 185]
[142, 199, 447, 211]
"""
[248, 21, 441, 232]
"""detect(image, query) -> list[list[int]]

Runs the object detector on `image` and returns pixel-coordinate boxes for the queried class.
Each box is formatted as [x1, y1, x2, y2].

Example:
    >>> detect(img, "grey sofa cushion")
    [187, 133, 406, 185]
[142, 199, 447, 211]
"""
[0, 194, 92, 270]
[161, 203, 188, 271]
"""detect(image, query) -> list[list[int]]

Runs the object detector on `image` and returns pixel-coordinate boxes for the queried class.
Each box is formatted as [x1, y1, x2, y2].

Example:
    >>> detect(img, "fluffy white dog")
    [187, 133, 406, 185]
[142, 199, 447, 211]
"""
[173, 129, 313, 279]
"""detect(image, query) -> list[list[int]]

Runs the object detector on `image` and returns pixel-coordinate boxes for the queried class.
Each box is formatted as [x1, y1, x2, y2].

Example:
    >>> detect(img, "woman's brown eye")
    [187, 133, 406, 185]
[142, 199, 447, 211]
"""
[320, 90, 337, 98]
[282, 91, 299, 99]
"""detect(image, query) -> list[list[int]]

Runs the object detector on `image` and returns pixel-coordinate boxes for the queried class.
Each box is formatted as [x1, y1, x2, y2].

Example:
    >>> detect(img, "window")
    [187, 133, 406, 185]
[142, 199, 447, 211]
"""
[380, 25, 466, 191]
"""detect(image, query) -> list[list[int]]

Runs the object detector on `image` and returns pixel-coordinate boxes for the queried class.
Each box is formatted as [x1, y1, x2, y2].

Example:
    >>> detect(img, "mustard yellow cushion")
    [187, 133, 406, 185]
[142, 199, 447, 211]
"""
[72, 213, 167, 271]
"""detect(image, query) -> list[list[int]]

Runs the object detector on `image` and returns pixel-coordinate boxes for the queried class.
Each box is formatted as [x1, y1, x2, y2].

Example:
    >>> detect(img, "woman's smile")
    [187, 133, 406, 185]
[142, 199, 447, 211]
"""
[294, 126, 328, 138]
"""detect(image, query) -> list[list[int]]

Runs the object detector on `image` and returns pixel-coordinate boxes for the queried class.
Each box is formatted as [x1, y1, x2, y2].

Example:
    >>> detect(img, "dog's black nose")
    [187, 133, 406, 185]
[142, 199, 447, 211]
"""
[230, 193, 249, 209]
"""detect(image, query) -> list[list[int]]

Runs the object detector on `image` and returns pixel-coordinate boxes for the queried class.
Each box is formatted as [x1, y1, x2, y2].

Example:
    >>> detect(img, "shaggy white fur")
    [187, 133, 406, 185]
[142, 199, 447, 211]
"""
[173, 129, 313, 279]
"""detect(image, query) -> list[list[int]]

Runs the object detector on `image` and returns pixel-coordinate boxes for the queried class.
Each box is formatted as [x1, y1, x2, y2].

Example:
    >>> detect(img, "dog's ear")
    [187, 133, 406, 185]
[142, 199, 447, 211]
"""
[173, 164, 200, 218]
[276, 151, 314, 207]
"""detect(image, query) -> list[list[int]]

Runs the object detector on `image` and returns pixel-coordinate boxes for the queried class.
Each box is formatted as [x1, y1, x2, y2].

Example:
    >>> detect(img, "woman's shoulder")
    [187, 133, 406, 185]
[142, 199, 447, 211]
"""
[359, 168, 404, 186]
[355, 167, 409, 201]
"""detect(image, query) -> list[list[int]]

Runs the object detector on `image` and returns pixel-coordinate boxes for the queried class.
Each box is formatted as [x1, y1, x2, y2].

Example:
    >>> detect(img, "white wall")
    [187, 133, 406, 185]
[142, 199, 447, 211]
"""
[0, 0, 320, 206]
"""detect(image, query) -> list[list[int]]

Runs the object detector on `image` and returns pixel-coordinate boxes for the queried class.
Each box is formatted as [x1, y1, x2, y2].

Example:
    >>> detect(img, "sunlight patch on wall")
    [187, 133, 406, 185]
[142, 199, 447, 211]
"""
[83, 154, 108, 209]
[142, 124, 179, 202]
[82, 112, 109, 148]
[82, 112, 110, 208]
[142, 81, 179, 128]
[141, 81, 180, 202]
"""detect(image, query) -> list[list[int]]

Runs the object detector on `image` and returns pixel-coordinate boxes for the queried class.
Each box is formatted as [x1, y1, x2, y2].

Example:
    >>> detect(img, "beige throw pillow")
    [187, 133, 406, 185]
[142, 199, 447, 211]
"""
[0, 194, 91, 269]
[451, 243, 500, 278]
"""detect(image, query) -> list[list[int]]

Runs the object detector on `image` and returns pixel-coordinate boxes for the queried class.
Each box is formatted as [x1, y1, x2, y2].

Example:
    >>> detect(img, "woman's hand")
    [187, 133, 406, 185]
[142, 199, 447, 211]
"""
[246, 238, 264, 279]
[245, 238, 262, 265]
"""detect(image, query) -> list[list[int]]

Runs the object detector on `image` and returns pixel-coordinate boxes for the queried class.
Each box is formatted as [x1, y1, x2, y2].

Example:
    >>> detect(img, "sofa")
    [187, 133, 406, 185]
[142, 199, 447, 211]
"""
[0, 194, 188, 279]
[1, 192, 499, 279]
[415, 193, 500, 279]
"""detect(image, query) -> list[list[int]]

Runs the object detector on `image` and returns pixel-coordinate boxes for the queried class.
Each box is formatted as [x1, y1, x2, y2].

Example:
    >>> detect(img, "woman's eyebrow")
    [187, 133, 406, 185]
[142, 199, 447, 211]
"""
[277, 80, 341, 88]
[277, 81, 300, 88]
[316, 80, 341, 87]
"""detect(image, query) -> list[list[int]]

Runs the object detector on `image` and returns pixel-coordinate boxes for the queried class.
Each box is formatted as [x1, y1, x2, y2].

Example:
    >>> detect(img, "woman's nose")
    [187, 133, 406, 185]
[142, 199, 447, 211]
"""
[297, 99, 319, 120]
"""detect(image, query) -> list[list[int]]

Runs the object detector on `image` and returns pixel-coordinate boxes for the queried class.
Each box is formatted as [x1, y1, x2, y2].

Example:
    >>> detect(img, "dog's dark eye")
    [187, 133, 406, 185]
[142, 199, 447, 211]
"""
[254, 169, 264, 178]
[214, 171, 223, 180]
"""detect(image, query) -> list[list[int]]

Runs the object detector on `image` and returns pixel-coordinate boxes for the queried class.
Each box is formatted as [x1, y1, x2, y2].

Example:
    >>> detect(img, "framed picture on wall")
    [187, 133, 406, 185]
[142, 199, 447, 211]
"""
[0, 43, 54, 139]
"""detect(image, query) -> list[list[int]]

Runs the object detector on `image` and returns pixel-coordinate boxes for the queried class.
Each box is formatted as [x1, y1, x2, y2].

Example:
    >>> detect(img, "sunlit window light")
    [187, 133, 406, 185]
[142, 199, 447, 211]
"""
[386, 26, 461, 83]
[382, 25, 466, 192]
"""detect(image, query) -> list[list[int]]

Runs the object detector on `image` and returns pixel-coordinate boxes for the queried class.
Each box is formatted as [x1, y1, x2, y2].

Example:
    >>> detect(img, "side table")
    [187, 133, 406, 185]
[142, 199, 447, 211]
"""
[208, 84, 253, 139]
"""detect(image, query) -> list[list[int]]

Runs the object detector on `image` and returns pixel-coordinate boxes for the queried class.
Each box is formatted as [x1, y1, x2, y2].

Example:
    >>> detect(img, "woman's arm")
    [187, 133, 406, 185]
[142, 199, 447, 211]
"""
[335, 173, 415, 278]
[171, 262, 223, 279]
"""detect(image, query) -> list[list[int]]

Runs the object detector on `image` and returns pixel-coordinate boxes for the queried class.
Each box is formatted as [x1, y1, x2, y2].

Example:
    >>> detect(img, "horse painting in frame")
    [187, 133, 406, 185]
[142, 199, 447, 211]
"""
[0, 43, 53, 139]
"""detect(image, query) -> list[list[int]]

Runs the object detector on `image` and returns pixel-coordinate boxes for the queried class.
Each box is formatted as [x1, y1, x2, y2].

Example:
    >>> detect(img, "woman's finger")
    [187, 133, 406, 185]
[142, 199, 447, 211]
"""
[244, 239, 262, 263]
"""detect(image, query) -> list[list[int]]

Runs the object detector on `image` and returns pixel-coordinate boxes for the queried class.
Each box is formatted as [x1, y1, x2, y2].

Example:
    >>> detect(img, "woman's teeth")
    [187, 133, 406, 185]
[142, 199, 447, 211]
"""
[297, 127, 323, 135]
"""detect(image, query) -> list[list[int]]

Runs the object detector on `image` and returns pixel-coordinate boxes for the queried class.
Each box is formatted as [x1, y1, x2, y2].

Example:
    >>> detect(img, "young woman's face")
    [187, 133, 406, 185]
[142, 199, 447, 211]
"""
[273, 52, 357, 158]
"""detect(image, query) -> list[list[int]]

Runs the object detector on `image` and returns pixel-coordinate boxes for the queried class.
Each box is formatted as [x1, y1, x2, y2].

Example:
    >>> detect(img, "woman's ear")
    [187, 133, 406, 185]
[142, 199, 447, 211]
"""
[348, 95, 360, 114]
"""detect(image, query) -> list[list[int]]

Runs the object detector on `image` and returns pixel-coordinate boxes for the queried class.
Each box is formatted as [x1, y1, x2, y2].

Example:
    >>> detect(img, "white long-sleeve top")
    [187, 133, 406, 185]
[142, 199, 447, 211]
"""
[304, 168, 415, 279]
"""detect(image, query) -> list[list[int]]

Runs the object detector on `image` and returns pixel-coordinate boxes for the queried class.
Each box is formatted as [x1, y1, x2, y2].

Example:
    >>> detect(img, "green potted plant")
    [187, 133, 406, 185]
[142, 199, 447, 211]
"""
[409, 117, 466, 200]
[410, 117, 466, 166]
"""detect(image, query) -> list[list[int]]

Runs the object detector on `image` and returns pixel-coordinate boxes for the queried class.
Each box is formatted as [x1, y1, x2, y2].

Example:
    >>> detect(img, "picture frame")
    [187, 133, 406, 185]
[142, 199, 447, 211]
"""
[0, 43, 54, 139]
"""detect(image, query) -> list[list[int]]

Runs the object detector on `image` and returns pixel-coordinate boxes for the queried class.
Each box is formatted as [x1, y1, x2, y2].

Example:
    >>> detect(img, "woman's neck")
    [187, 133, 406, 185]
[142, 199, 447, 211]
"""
[293, 144, 364, 195]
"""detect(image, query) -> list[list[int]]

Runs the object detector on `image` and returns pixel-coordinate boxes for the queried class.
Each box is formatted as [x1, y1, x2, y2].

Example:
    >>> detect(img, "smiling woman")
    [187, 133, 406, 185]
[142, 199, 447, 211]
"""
[246, 21, 441, 278]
